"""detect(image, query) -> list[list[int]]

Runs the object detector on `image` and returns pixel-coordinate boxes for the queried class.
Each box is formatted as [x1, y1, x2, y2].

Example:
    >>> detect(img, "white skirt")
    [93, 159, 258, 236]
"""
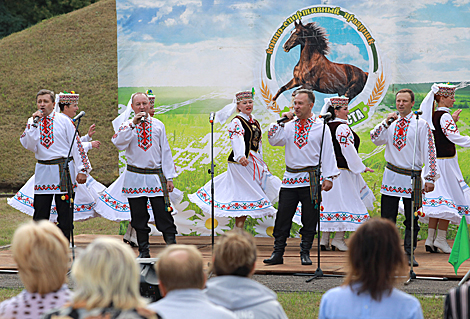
[319, 169, 374, 232]
[188, 151, 279, 218]
[8, 175, 105, 222]
[94, 173, 183, 222]
[421, 156, 470, 225]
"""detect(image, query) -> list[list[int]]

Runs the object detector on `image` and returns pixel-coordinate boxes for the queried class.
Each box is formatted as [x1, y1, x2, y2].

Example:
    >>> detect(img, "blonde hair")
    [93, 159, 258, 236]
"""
[72, 237, 146, 310]
[156, 245, 205, 292]
[12, 220, 69, 294]
[210, 229, 256, 277]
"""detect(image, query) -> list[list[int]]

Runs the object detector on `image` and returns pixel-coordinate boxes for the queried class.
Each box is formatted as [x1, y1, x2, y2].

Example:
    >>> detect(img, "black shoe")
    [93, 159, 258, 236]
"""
[263, 252, 284, 265]
[138, 251, 151, 258]
[425, 245, 438, 253]
[300, 254, 312, 265]
[407, 254, 419, 267]
[163, 233, 177, 245]
[123, 238, 138, 248]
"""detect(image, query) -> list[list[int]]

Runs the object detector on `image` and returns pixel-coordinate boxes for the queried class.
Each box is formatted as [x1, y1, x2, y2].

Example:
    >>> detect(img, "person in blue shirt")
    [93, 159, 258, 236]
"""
[318, 218, 424, 319]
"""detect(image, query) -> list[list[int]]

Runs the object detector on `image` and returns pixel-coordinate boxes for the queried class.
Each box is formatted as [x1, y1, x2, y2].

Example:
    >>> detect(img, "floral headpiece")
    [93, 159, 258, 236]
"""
[57, 91, 79, 104]
[146, 89, 156, 106]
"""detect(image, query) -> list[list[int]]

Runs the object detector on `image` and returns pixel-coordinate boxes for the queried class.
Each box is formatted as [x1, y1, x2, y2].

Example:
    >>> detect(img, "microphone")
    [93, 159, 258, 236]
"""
[33, 110, 43, 124]
[319, 112, 332, 120]
[209, 112, 215, 123]
[414, 110, 423, 116]
[387, 111, 399, 126]
[277, 116, 290, 124]
[73, 111, 86, 122]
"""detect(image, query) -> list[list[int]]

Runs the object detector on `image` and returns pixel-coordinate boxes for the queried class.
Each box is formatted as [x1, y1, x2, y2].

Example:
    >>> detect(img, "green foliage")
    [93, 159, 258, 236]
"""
[1, 0, 99, 39]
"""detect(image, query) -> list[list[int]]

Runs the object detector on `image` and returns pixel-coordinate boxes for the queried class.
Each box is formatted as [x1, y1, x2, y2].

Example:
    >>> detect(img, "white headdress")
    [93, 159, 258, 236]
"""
[214, 89, 254, 124]
[420, 83, 456, 130]
[320, 96, 349, 117]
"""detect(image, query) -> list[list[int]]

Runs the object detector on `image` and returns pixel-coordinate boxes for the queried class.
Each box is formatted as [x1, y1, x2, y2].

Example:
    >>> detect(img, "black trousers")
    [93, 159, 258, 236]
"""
[381, 194, 419, 231]
[273, 187, 317, 240]
[128, 196, 177, 235]
[33, 193, 73, 240]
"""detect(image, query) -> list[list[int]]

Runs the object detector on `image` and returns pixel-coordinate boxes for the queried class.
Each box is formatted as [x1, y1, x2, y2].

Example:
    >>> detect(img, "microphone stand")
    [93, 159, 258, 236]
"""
[303, 115, 340, 282]
[405, 110, 447, 284]
[62, 117, 82, 262]
[208, 114, 215, 251]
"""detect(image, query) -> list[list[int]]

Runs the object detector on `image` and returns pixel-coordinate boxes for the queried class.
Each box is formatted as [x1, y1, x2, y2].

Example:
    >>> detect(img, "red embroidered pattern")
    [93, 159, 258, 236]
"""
[268, 125, 279, 138]
[122, 187, 163, 195]
[40, 113, 55, 149]
[381, 184, 412, 194]
[337, 129, 352, 147]
[112, 124, 130, 139]
[443, 119, 459, 137]
[320, 212, 370, 223]
[100, 192, 153, 212]
[370, 124, 384, 140]
[228, 121, 244, 139]
[294, 118, 313, 149]
[282, 177, 310, 185]
[427, 126, 437, 178]
[137, 120, 152, 151]
[34, 184, 61, 191]
[76, 135, 90, 170]
[195, 188, 271, 211]
[393, 118, 409, 151]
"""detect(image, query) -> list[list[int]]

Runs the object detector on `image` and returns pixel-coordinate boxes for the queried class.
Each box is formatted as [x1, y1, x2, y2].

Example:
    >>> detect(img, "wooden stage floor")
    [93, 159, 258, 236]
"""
[1, 235, 469, 279]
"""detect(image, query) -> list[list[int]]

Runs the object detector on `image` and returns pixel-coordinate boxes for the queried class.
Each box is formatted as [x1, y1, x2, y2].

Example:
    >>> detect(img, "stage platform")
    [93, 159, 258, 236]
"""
[1, 235, 468, 279]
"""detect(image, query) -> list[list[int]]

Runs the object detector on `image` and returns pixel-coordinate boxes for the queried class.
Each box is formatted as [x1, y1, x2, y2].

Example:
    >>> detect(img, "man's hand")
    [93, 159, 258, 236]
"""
[167, 180, 174, 193]
[88, 124, 96, 137]
[424, 182, 434, 193]
[76, 173, 87, 184]
[364, 167, 374, 173]
[239, 156, 249, 166]
[132, 112, 147, 125]
[281, 111, 294, 121]
[452, 109, 462, 123]
[32, 110, 44, 119]
[386, 112, 398, 125]
[91, 140, 101, 149]
[322, 180, 333, 192]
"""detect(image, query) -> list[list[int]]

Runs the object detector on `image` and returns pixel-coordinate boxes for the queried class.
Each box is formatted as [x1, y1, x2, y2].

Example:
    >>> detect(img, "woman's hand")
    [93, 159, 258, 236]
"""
[239, 156, 249, 166]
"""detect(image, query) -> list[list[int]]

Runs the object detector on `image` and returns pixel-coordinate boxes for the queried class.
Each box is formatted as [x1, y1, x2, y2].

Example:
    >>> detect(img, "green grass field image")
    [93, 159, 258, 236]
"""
[117, 84, 470, 239]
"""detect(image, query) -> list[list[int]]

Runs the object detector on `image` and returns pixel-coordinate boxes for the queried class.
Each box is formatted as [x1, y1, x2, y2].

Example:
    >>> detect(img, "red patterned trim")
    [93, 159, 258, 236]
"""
[381, 184, 412, 194]
[320, 212, 370, 223]
[228, 121, 244, 139]
[426, 126, 437, 178]
[122, 187, 163, 195]
[282, 177, 310, 185]
[268, 125, 279, 138]
[370, 124, 384, 140]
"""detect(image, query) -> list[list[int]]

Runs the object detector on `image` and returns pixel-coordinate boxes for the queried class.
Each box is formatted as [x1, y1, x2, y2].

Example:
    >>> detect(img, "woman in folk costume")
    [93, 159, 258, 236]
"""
[420, 83, 470, 253]
[8, 91, 105, 222]
[189, 89, 280, 228]
[319, 97, 375, 251]
[93, 91, 183, 246]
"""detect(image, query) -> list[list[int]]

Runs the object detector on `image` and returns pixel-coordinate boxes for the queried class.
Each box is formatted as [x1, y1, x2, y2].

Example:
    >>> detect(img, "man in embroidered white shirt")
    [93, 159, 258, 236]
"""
[370, 88, 439, 267]
[112, 92, 178, 258]
[20, 89, 91, 241]
[264, 89, 339, 266]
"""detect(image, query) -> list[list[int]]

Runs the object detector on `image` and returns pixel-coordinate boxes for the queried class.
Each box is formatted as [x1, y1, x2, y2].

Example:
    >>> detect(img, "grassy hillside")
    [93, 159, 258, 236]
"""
[0, 0, 118, 190]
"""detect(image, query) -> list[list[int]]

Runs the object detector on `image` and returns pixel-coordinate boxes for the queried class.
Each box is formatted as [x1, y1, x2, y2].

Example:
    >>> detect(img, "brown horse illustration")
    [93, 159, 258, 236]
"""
[272, 20, 368, 102]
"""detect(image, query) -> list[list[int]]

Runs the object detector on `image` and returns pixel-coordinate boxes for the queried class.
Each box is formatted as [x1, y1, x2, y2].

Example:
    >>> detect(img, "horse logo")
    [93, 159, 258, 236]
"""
[272, 20, 368, 103]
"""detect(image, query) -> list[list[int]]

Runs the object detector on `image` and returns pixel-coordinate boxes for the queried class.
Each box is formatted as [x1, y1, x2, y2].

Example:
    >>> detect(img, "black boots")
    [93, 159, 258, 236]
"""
[163, 233, 177, 245]
[263, 236, 287, 265]
[300, 235, 313, 265]
[136, 230, 151, 258]
[404, 229, 419, 267]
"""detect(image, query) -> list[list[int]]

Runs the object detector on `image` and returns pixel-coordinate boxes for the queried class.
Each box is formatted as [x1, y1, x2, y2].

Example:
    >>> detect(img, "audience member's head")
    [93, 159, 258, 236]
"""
[344, 218, 407, 301]
[71, 237, 146, 310]
[210, 229, 257, 277]
[12, 220, 69, 294]
[156, 245, 205, 295]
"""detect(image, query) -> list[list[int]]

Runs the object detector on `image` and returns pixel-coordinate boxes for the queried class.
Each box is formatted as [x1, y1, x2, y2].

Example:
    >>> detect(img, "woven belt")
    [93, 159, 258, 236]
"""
[38, 157, 73, 193]
[386, 162, 423, 211]
[286, 165, 320, 206]
[127, 164, 172, 212]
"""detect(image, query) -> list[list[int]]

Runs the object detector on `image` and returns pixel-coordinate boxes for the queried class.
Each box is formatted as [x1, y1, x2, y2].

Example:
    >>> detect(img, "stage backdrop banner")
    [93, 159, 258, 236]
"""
[115, 1, 470, 237]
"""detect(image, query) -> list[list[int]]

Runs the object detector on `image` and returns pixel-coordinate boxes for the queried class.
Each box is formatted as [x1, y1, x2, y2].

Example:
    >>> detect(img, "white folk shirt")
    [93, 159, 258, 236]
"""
[370, 112, 439, 198]
[268, 116, 339, 188]
[20, 111, 92, 194]
[229, 112, 263, 162]
[437, 107, 470, 147]
[331, 119, 366, 174]
[112, 116, 177, 198]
